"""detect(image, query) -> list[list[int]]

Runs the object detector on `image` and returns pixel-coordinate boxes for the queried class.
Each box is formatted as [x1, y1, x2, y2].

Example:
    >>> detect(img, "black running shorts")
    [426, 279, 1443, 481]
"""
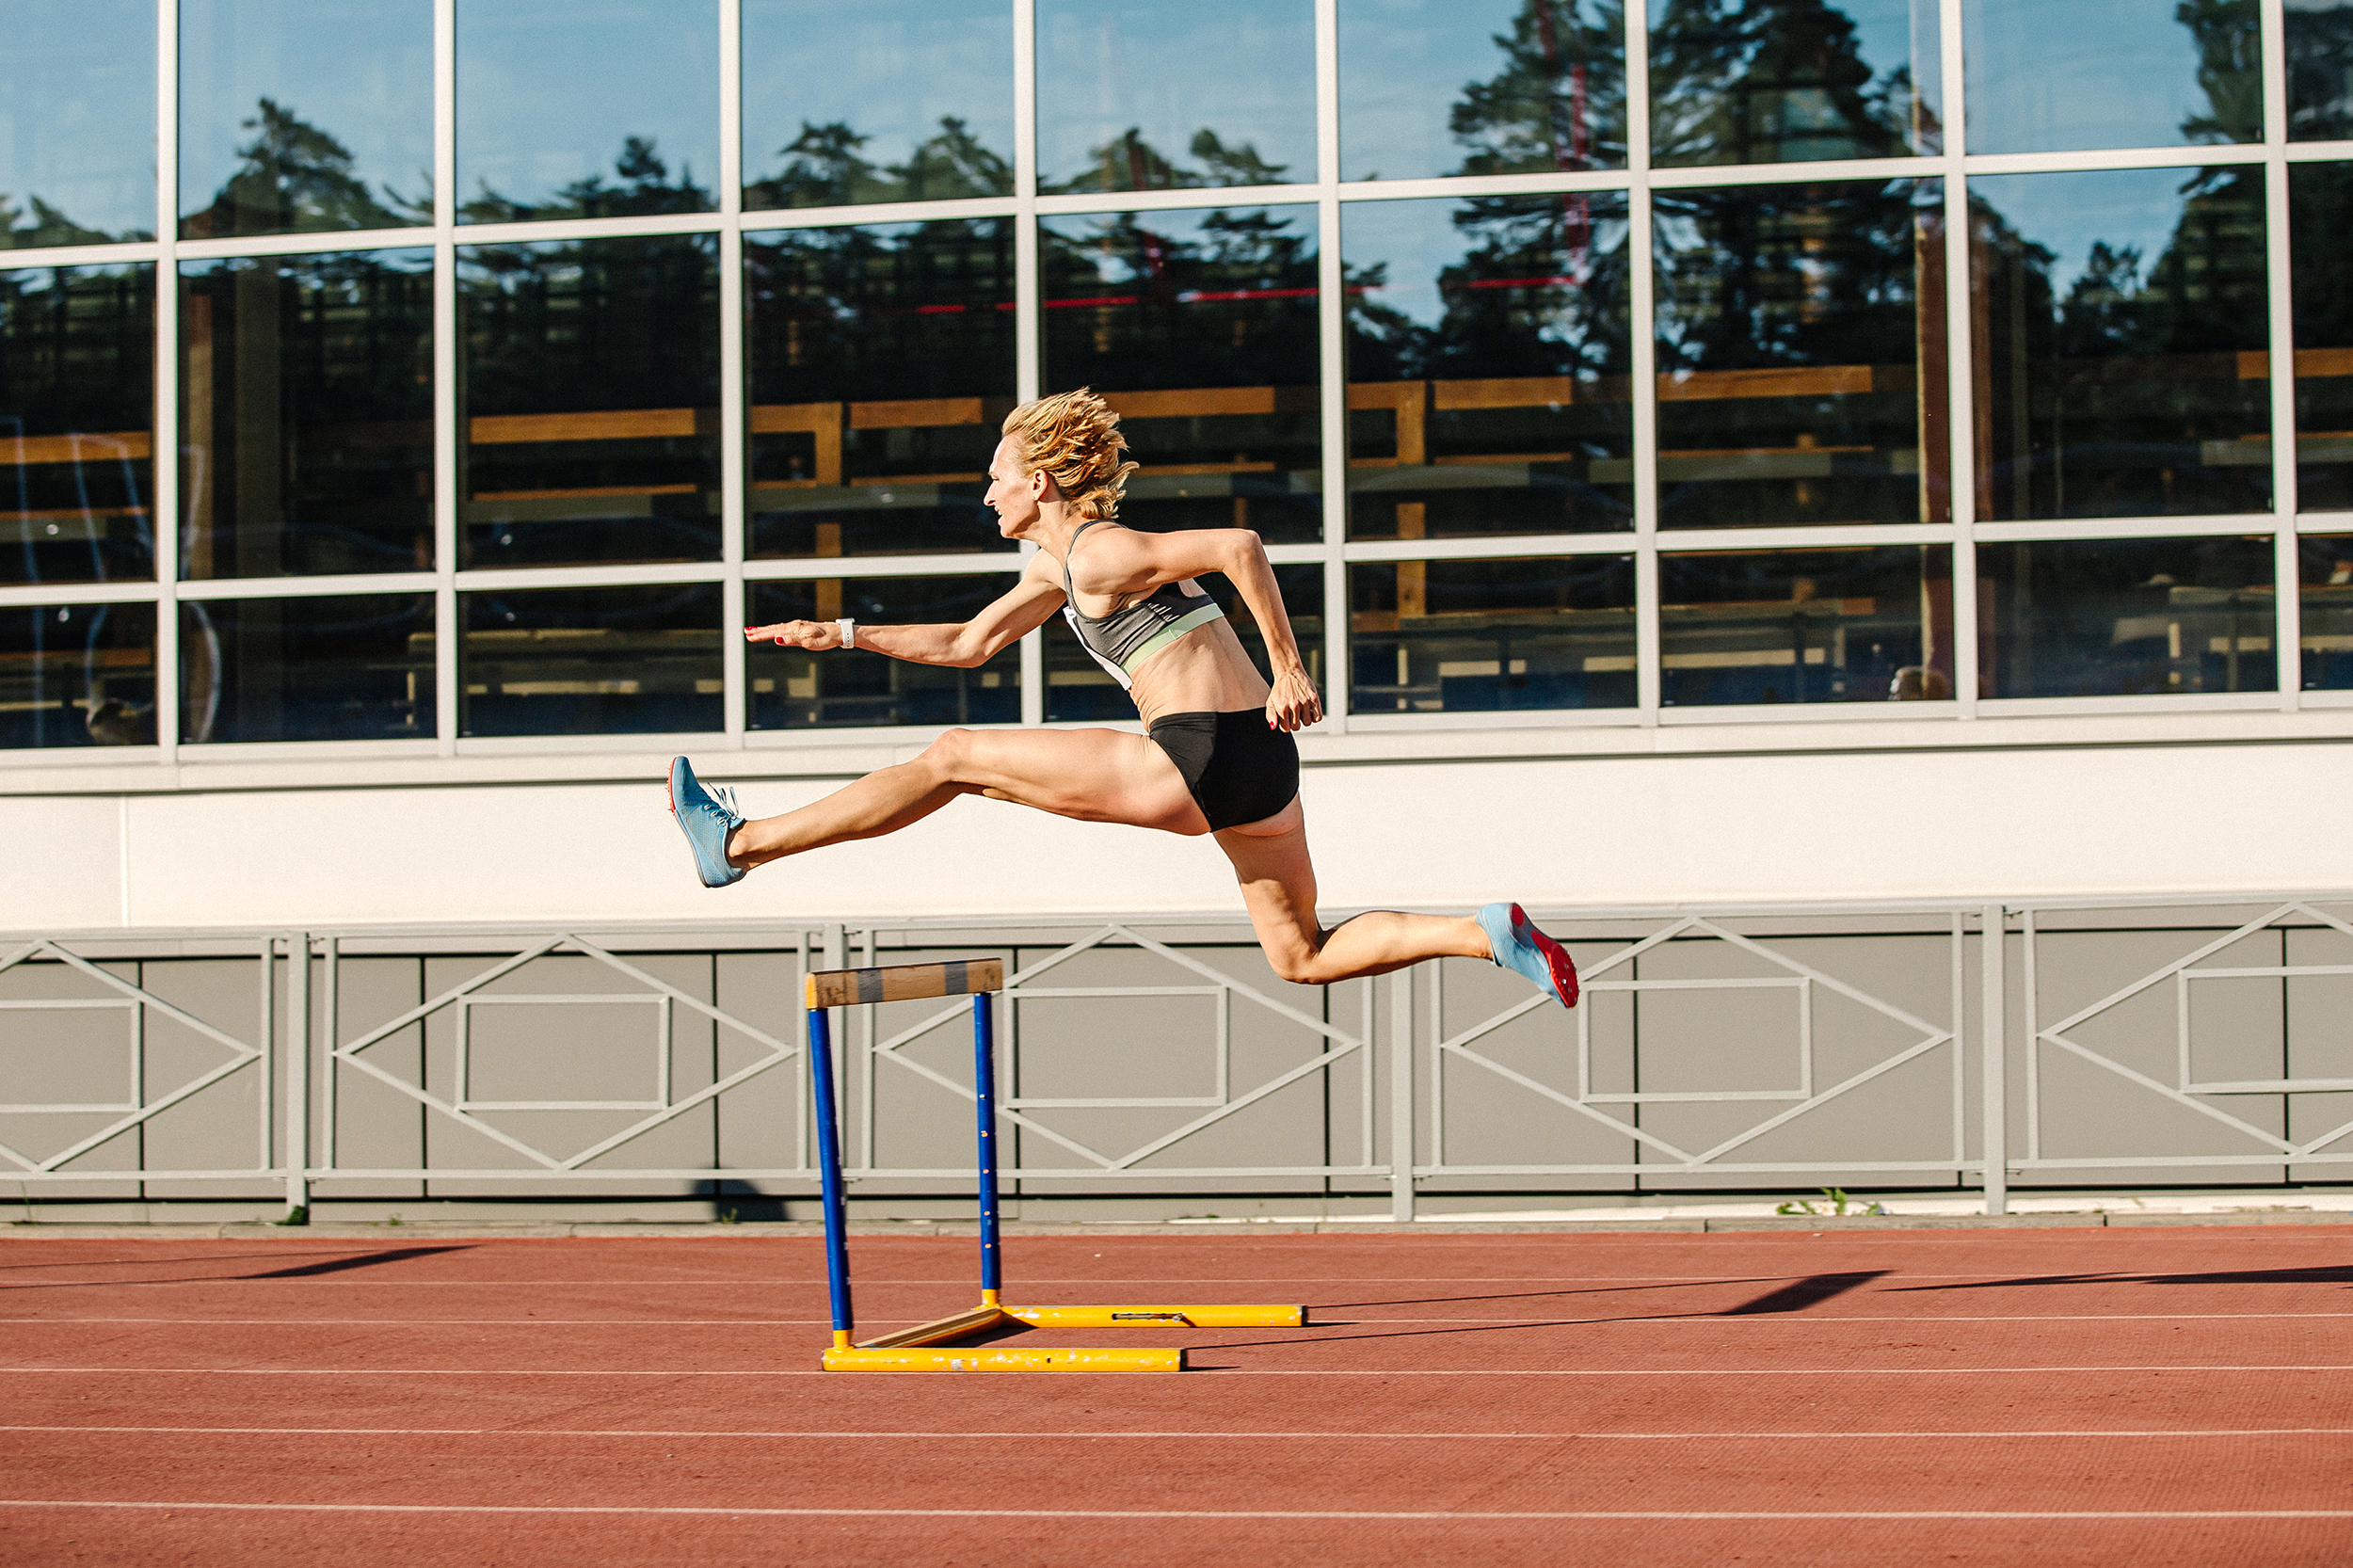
[1145, 709, 1301, 831]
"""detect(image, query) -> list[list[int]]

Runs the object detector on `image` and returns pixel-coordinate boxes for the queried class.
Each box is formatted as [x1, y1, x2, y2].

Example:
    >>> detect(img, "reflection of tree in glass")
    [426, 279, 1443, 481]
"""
[464, 136, 711, 223]
[1349, 194, 1632, 386]
[1653, 183, 1923, 376]
[1981, 0, 2265, 366]
[1042, 128, 1290, 194]
[747, 117, 1013, 208]
[1648, 0, 1929, 166]
[2176, 0, 2264, 143]
[1449, 0, 1627, 177]
[1042, 207, 1318, 389]
[184, 99, 426, 238]
[1, 195, 139, 249]
[2287, 0, 2353, 139]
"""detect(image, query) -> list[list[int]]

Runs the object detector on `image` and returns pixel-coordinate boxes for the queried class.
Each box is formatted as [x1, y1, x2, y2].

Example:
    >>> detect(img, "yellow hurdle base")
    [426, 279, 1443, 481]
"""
[1004, 1304, 1304, 1329]
[824, 1344, 1183, 1372]
[819, 1301, 1303, 1370]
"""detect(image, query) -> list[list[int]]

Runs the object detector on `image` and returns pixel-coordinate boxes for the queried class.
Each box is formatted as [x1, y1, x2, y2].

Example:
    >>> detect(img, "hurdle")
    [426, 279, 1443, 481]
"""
[805, 956, 1304, 1371]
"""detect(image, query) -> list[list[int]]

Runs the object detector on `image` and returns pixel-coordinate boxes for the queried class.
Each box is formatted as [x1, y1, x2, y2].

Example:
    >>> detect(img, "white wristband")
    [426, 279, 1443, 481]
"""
[835, 617, 856, 650]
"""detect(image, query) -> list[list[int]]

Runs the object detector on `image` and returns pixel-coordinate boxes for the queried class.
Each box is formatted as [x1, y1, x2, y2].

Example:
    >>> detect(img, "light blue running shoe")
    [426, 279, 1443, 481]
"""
[1477, 902, 1578, 1009]
[667, 756, 746, 888]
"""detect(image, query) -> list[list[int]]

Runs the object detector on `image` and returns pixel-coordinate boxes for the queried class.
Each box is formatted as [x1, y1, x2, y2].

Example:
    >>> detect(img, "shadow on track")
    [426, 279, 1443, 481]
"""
[1894, 1264, 2353, 1292]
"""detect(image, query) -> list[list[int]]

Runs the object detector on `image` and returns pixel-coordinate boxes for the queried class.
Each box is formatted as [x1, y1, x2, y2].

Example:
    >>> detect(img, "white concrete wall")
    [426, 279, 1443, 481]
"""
[7, 711, 2351, 931]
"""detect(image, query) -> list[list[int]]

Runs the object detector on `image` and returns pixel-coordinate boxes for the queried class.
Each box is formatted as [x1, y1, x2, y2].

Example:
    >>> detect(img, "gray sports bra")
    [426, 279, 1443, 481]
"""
[1058, 520, 1227, 692]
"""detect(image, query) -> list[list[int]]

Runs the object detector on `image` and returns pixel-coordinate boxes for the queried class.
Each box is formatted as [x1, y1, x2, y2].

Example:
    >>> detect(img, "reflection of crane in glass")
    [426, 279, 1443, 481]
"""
[5, 414, 156, 744]
[1530, 3, 1593, 279]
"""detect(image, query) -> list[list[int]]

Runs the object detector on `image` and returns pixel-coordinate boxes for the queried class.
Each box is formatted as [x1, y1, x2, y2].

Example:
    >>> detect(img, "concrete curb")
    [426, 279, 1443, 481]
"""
[8, 1210, 2352, 1240]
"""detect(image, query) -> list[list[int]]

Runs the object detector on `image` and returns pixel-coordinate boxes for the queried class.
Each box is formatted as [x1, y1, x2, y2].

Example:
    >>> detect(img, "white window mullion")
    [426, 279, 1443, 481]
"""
[720, 0, 747, 745]
[2261, 0, 2300, 712]
[1316, 0, 1348, 734]
[1940, 0, 1978, 716]
[433, 0, 459, 754]
[1626, 0, 1660, 725]
[1014, 0, 1045, 726]
[153, 0, 183, 755]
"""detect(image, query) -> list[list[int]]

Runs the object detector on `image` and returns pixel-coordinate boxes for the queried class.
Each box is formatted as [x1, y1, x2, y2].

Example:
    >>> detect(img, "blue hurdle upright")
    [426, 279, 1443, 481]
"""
[804, 956, 1303, 1372]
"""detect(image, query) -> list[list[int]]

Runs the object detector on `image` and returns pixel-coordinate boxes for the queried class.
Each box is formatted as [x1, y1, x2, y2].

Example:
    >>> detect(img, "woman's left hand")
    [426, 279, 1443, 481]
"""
[1265, 668, 1322, 733]
[744, 620, 841, 649]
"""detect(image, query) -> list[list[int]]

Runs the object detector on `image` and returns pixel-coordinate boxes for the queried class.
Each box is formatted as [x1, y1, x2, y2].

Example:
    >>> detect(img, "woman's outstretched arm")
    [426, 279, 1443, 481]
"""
[743, 558, 1065, 667]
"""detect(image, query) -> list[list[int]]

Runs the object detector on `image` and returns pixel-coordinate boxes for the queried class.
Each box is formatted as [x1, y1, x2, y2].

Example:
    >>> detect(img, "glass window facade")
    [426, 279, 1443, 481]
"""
[1339, 0, 1627, 182]
[2289, 162, 2353, 513]
[1, 1, 156, 248]
[2288, 0, 2353, 141]
[1969, 167, 2271, 521]
[456, 0, 719, 222]
[749, 574, 1022, 728]
[1978, 536, 2277, 697]
[1036, 0, 1317, 192]
[460, 235, 722, 568]
[180, 593, 434, 744]
[1654, 0, 1941, 166]
[7, 2, 2349, 760]
[2299, 535, 2353, 690]
[1, 264, 155, 585]
[1660, 546, 1950, 706]
[179, 0, 434, 239]
[1656, 179, 1945, 529]
[1345, 193, 1634, 539]
[1, 602, 156, 750]
[180, 248, 434, 578]
[461, 584, 722, 737]
[1964, 0, 2261, 154]
[744, 219, 1016, 558]
[1041, 205, 1323, 544]
[743, 0, 1014, 208]
[1350, 555, 1635, 714]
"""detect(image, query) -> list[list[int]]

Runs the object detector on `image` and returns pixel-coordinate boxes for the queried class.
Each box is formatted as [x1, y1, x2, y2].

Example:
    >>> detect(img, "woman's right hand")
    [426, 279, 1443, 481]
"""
[744, 620, 840, 649]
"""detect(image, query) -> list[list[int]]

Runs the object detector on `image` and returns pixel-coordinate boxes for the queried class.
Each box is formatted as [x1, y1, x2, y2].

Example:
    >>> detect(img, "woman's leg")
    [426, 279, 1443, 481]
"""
[725, 726, 1208, 870]
[1215, 798, 1491, 984]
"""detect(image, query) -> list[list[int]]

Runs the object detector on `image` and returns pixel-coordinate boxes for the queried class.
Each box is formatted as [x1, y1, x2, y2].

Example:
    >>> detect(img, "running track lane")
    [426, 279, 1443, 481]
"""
[2, 1228, 2349, 1567]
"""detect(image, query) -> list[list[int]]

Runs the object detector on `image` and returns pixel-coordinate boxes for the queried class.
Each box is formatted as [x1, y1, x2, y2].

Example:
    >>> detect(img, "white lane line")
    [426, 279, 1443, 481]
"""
[2, 1364, 2346, 1377]
[7, 1312, 2353, 1326]
[0, 1272, 2242, 1285]
[7, 1424, 2349, 1441]
[5, 1500, 2349, 1522]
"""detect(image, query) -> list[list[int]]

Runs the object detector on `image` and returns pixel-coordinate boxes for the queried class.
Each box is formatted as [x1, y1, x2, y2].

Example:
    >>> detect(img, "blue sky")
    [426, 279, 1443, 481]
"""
[742, 0, 1015, 184]
[181, 0, 435, 216]
[1970, 166, 2213, 297]
[457, 1, 720, 208]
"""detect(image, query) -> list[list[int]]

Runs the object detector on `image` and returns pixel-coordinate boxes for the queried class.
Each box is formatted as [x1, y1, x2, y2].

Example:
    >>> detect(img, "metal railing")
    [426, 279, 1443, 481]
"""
[4, 894, 2350, 1219]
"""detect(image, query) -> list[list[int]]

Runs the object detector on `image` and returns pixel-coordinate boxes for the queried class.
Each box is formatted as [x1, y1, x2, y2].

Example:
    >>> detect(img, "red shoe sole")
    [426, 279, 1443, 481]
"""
[1513, 904, 1580, 1009]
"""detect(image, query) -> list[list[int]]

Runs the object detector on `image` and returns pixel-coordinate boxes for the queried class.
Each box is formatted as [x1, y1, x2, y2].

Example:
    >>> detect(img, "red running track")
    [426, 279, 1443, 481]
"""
[1, 1226, 2349, 1566]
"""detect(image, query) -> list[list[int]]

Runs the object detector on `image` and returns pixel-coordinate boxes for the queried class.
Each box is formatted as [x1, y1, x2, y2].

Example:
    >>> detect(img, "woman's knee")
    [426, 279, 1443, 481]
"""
[1262, 936, 1325, 985]
[919, 727, 982, 779]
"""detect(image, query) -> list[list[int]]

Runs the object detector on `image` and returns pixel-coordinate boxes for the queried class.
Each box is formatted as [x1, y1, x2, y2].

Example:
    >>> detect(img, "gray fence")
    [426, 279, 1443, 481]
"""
[5, 896, 2351, 1220]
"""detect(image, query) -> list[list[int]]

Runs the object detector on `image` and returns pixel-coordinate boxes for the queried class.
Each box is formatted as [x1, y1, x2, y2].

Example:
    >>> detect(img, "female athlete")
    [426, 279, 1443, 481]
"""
[666, 388, 1577, 1004]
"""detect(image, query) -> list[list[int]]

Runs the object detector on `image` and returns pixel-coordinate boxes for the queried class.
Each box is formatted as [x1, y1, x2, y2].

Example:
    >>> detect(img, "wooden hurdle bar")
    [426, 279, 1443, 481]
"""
[805, 957, 1304, 1371]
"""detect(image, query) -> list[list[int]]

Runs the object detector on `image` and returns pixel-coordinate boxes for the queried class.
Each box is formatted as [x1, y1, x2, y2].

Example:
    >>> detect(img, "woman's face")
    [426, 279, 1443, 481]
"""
[983, 435, 1048, 539]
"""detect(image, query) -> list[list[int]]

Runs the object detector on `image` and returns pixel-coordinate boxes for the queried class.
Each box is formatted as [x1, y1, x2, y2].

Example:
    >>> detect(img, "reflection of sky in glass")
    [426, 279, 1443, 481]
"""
[1036, 0, 1316, 188]
[1966, 0, 2249, 153]
[1971, 168, 2202, 299]
[458, 0, 718, 213]
[1340, 0, 1573, 182]
[0, 0, 155, 241]
[1343, 196, 1627, 331]
[180, 0, 434, 224]
[743, 0, 1013, 192]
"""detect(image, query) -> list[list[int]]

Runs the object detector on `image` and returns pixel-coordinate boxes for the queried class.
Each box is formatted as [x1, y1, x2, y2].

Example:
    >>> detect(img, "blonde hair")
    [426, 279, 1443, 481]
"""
[1000, 388, 1139, 520]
